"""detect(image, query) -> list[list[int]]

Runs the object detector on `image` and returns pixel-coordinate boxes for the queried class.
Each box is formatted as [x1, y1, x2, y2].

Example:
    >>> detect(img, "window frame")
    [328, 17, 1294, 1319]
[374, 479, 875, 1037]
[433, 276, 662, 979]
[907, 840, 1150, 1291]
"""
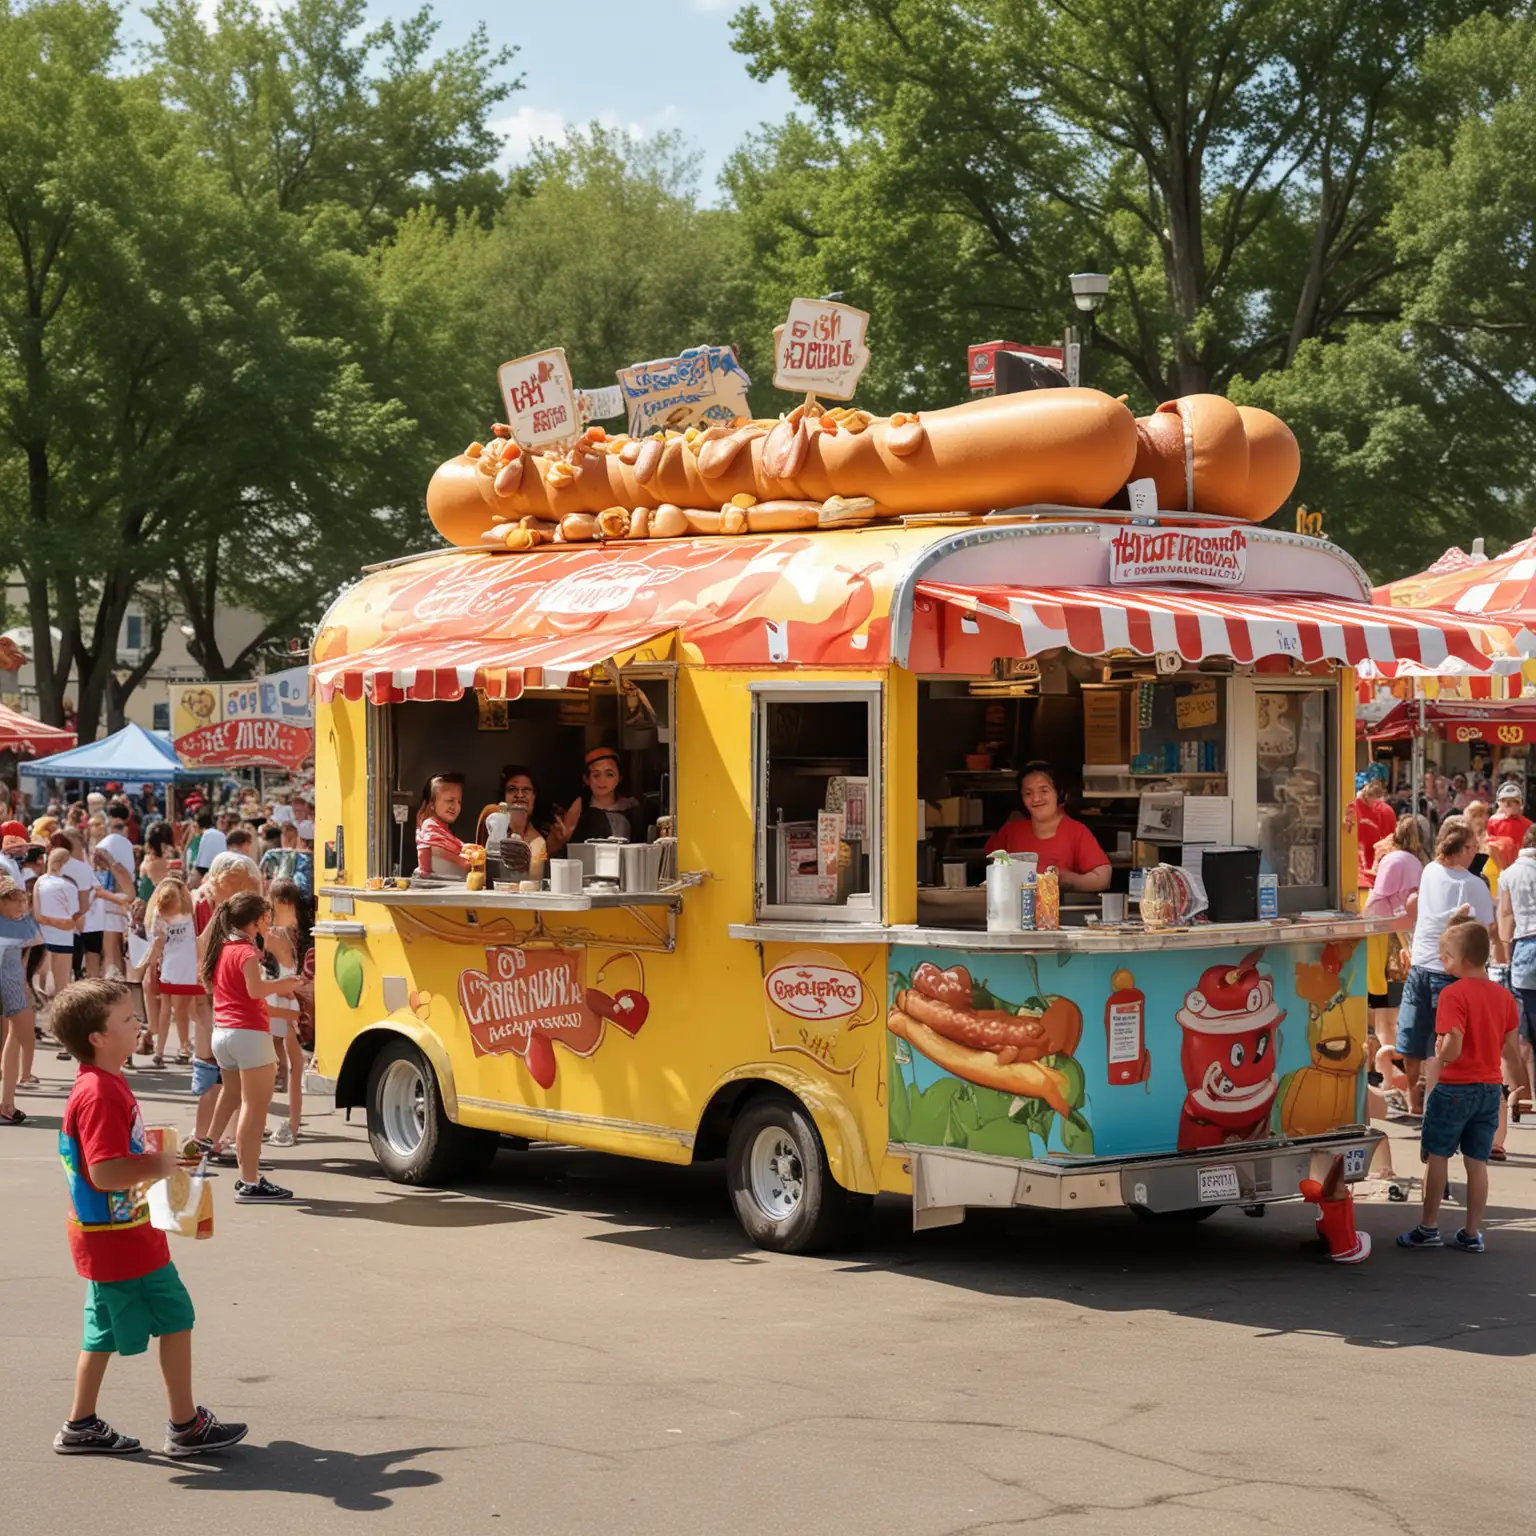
[750, 680, 884, 924]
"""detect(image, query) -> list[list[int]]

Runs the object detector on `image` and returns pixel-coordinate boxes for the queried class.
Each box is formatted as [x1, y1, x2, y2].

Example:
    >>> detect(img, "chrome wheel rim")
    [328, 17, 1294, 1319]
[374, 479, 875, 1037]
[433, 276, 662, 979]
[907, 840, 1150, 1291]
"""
[747, 1125, 804, 1221]
[378, 1058, 427, 1158]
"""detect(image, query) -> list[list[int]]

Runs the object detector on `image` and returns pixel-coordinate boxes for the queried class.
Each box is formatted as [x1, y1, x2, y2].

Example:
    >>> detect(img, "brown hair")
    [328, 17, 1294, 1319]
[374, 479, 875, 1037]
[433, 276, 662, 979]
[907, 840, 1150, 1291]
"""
[52, 979, 131, 1063]
[1440, 912, 1490, 969]
[1391, 814, 1426, 862]
[1435, 818, 1476, 861]
[198, 890, 270, 988]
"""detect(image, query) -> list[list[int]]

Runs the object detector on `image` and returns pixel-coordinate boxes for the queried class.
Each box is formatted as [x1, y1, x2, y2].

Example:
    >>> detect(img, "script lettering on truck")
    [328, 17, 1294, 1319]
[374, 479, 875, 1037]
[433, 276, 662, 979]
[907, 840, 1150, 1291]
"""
[766, 962, 864, 1021]
[1108, 527, 1248, 589]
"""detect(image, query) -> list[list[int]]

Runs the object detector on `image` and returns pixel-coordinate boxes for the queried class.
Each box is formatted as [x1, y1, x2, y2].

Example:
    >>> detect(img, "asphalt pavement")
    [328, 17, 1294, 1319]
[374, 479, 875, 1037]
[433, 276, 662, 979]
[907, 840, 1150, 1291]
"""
[5, 1052, 1535, 1535]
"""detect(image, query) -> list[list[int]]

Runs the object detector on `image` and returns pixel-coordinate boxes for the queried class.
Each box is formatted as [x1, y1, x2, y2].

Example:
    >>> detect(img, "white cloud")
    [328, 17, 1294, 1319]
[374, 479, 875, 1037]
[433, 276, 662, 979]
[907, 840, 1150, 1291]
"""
[492, 105, 569, 164]
[493, 104, 683, 168]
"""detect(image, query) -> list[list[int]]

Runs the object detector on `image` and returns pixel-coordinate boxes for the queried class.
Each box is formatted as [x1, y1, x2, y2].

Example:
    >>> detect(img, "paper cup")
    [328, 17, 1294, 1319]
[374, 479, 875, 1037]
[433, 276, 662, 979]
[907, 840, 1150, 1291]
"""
[1101, 893, 1127, 923]
[549, 859, 584, 895]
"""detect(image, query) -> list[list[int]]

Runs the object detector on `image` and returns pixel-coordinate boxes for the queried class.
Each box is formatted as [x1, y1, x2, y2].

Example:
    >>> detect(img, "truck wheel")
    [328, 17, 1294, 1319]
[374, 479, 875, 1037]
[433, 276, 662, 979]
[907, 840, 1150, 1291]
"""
[726, 1092, 871, 1254]
[366, 1040, 488, 1185]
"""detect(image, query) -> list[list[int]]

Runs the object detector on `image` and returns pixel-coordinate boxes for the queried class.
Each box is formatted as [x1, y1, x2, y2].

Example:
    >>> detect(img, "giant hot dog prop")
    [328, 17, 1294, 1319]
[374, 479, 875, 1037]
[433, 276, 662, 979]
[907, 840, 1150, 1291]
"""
[426, 387, 1298, 550]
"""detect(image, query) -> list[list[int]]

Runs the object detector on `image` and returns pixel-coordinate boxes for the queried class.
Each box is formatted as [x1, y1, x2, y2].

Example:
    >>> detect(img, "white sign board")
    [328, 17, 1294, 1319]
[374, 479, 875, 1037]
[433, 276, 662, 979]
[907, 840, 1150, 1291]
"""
[577, 384, 624, 423]
[773, 299, 871, 399]
[617, 345, 753, 438]
[497, 347, 577, 448]
[1108, 526, 1248, 589]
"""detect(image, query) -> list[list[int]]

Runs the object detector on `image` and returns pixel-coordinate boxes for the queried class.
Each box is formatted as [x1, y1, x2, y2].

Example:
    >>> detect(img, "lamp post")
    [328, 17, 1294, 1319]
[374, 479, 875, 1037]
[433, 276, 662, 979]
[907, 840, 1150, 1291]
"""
[1064, 272, 1110, 386]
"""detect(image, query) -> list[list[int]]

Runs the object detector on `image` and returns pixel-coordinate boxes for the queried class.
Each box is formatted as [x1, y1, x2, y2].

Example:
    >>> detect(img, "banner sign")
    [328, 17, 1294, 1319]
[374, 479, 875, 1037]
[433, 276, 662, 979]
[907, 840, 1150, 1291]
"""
[1109, 527, 1248, 589]
[773, 298, 871, 399]
[497, 347, 577, 448]
[174, 718, 313, 771]
[617, 345, 752, 438]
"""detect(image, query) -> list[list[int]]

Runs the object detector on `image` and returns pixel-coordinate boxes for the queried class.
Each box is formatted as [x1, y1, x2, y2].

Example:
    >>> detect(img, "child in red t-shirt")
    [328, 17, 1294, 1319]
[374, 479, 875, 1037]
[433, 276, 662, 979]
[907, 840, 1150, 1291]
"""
[52, 979, 247, 1458]
[1398, 916, 1520, 1254]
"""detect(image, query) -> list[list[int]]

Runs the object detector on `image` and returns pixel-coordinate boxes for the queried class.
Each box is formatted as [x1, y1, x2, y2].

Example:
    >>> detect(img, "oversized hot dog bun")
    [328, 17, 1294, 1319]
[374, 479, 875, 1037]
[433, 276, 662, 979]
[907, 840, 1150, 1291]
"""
[889, 1009, 1074, 1117]
[426, 388, 1139, 549]
[1127, 395, 1299, 522]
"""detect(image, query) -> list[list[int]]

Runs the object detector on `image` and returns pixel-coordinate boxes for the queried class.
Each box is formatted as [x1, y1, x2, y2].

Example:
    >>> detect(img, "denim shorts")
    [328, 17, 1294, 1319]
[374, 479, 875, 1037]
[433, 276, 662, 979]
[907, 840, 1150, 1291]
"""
[191, 1057, 222, 1095]
[1396, 966, 1455, 1059]
[1516, 987, 1536, 1050]
[1421, 1080, 1502, 1163]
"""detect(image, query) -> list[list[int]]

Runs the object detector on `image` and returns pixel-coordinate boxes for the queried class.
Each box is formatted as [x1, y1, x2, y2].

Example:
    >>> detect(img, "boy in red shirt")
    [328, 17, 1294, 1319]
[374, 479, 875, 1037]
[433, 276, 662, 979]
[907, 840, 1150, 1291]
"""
[1398, 916, 1521, 1254]
[52, 979, 247, 1457]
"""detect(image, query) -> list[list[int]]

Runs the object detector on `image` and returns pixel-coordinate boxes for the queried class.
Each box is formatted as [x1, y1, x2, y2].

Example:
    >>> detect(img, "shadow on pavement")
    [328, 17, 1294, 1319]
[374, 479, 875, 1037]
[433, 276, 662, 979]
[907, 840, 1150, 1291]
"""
[159, 1440, 447, 1509]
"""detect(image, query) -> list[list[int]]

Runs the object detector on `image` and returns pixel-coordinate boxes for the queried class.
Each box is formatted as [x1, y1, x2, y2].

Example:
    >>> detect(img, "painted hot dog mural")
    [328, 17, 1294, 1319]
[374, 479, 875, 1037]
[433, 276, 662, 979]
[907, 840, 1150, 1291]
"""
[426, 388, 1300, 551]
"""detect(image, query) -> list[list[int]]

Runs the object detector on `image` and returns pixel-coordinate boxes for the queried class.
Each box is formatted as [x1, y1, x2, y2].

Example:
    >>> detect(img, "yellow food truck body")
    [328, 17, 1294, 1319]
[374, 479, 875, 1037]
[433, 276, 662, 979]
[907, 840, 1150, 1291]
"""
[308, 516, 1506, 1250]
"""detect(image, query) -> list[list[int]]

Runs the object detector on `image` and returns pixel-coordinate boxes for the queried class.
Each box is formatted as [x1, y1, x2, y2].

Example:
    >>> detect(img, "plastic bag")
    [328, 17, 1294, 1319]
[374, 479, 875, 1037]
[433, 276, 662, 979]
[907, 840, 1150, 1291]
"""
[148, 1157, 214, 1240]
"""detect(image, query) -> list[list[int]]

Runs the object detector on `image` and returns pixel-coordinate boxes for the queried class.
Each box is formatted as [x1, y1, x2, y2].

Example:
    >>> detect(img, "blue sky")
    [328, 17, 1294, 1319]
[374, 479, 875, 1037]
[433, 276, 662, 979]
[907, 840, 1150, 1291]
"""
[143, 1, 803, 201]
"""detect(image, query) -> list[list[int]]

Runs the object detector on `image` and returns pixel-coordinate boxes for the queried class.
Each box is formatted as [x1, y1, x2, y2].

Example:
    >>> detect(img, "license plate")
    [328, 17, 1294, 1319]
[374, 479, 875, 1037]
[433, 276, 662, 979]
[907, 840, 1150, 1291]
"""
[1343, 1146, 1368, 1178]
[1197, 1164, 1241, 1203]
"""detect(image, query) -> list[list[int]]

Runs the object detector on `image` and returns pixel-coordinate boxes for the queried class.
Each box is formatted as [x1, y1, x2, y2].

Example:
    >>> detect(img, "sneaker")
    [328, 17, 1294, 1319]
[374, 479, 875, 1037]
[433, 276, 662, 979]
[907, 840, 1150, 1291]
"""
[53, 1416, 143, 1455]
[1452, 1227, 1485, 1253]
[234, 1175, 292, 1203]
[162, 1406, 248, 1458]
[1396, 1225, 1444, 1249]
[269, 1124, 296, 1148]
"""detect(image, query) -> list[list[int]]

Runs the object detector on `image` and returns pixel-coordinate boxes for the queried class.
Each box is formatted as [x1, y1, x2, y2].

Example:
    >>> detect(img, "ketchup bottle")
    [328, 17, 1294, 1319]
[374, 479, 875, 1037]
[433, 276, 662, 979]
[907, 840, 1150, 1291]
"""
[1105, 967, 1151, 1085]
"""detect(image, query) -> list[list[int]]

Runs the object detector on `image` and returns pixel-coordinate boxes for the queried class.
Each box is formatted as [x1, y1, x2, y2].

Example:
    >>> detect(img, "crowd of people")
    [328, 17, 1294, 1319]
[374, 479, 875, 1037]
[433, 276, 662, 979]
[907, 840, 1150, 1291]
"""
[0, 781, 318, 1208]
[1354, 767, 1532, 1251]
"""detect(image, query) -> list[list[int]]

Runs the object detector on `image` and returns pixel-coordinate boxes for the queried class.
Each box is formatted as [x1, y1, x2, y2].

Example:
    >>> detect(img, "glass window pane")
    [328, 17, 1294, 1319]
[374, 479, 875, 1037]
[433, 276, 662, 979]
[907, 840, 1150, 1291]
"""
[763, 699, 873, 908]
[1255, 689, 1330, 899]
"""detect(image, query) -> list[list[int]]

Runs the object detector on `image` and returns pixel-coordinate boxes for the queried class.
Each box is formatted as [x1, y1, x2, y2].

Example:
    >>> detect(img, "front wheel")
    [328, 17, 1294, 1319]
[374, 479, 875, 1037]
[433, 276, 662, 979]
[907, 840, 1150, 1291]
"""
[365, 1040, 496, 1184]
[726, 1092, 871, 1254]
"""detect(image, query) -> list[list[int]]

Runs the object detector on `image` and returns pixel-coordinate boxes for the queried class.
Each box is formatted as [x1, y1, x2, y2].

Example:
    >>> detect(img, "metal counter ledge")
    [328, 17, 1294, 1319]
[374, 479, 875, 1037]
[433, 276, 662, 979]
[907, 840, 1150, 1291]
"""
[726, 913, 1400, 952]
[322, 884, 684, 913]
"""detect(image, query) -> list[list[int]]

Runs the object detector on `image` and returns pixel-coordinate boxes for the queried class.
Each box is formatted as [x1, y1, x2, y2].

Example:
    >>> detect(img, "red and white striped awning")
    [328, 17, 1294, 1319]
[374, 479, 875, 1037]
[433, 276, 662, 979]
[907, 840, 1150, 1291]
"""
[313, 625, 675, 704]
[908, 582, 1523, 674]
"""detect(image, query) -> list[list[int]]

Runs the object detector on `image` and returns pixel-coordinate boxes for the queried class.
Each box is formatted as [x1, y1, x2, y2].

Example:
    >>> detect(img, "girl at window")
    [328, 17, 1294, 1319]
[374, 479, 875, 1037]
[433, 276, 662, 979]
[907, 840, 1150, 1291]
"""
[558, 748, 640, 846]
[415, 774, 470, 878]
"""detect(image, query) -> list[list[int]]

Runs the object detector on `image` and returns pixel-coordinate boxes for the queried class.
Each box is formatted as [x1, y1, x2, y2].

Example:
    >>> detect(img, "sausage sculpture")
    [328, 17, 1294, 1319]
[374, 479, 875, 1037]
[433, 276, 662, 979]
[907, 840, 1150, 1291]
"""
[425, 387, 1299, 550]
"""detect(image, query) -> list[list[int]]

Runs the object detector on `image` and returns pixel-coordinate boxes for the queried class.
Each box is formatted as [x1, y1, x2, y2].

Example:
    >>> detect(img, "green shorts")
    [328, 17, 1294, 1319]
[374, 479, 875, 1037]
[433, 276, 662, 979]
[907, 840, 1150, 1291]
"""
[82, 1263, 196, 1357]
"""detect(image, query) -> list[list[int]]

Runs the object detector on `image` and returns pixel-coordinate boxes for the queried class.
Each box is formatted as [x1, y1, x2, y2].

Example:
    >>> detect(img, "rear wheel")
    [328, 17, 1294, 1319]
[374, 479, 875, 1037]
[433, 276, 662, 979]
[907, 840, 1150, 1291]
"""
[365, 1040, 495, 1184]
[726, 1092, 871, 1254]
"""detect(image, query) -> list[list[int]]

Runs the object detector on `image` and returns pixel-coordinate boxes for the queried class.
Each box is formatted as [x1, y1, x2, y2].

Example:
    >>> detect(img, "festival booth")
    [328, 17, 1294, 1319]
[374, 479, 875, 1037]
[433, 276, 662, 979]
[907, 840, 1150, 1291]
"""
[307, 315, 1516, 1254]
[20, 721, 220, 812]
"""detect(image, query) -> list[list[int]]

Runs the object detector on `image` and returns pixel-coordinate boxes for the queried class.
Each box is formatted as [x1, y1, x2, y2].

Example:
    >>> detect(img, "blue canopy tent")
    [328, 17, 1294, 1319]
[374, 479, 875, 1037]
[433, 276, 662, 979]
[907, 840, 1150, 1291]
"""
[19, 722, 219, 788]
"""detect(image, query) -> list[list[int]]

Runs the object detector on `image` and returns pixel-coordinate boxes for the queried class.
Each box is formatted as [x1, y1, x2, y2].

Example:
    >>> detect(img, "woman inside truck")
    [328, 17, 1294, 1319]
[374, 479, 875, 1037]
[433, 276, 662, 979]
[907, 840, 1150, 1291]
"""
[983, 762, 1112, 892]
[415, 774, 471, 878]
[558, 747, 640, 845]
[474, 765, 553, 865]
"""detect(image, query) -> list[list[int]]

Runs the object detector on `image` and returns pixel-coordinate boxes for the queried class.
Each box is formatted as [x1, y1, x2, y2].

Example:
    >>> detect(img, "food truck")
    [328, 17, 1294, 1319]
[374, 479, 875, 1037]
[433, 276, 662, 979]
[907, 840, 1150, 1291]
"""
[308, 373, 1515, 1252]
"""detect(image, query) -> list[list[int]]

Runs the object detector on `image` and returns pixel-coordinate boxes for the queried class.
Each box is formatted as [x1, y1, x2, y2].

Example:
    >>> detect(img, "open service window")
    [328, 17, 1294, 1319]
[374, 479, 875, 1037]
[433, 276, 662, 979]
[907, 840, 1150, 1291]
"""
[365, 667, 676, 881]
[752, 682, 882, 923]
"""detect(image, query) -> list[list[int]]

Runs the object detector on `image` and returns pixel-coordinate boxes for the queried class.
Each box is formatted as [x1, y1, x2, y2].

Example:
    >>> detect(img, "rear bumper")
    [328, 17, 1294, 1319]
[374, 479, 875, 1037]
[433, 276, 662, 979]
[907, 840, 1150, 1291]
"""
[902, 1128, 1385, 1228]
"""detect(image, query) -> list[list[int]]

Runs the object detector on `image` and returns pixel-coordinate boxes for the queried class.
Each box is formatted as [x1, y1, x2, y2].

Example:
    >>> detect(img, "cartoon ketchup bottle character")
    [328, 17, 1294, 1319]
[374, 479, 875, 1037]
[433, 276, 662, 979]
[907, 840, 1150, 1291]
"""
[1105, 968, 1150, 1085]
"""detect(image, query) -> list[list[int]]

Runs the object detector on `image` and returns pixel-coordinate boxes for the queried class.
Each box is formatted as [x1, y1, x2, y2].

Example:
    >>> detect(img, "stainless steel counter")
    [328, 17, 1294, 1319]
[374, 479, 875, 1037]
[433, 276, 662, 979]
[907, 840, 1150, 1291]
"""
[726, 913, 1397, 951]
[324, 884, 683, 913]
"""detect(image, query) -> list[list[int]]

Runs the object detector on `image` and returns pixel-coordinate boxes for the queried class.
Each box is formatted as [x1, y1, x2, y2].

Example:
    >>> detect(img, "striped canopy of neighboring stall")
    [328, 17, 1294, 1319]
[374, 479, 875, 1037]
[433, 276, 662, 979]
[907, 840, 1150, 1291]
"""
[908, 582, 1525, 674]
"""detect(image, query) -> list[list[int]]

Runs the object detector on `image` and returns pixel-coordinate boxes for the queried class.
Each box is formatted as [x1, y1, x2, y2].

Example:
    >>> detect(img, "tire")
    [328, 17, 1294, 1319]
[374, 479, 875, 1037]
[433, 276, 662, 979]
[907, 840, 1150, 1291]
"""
[365, 1039, 493, 1185]
[1129, 1203, 1222, 1224]
[726, 1091, 872, 1254]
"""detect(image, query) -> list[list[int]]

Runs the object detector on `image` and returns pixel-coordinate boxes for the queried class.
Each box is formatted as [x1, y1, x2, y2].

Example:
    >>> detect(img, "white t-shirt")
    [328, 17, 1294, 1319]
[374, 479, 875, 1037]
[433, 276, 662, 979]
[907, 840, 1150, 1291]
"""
[1500, 849, 1536, 941]
[62, 856, 100, 931]
[96, 833, 134, 933]
[194, 827, 227, 870]
[35, 873, 78, 932]
[97, 832, 134, 881]
[1409, 860, 1495, 971]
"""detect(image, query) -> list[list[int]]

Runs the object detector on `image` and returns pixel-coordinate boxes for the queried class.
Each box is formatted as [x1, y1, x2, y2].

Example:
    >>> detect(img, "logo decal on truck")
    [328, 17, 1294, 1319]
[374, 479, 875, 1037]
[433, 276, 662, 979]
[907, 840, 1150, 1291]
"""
[762, 948, 877, 1075]
[457, 947, 649, 1089]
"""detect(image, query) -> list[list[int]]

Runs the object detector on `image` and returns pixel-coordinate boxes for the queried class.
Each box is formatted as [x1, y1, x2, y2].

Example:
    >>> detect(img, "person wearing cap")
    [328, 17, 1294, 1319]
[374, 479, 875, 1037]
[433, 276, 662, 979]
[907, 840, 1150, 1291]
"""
[1353, 770, 1397, 890]
[0, 820, 28, 886]
[1488, 782, 1531, 852]
[556, 747, 640, 850]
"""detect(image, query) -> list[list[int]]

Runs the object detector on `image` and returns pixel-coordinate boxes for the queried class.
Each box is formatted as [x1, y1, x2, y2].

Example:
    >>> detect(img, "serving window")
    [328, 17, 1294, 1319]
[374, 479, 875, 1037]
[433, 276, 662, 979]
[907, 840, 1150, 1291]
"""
[912, 657, 1339, 927]
[752, 683, 883, 922]
[365, 667, 675, 881]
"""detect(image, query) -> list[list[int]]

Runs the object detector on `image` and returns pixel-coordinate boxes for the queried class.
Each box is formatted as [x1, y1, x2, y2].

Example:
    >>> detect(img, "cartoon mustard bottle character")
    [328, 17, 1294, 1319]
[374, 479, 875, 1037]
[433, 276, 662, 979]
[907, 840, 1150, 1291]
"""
[1105, 968, 1150, 1085]
[1175, 951, 1286, 1151]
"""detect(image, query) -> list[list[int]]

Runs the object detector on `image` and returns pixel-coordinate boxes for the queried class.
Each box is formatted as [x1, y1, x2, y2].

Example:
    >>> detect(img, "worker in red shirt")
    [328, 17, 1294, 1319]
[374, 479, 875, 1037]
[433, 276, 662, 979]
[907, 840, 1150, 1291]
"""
[1354, 773, 1397, 889]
